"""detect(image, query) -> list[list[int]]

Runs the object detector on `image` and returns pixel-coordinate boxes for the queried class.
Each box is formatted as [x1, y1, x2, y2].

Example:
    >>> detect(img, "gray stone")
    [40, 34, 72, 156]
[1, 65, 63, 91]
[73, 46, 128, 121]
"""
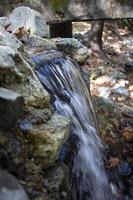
[8, 6, 49, 38]
[0, 169, 29, 200]
[23, 112, 70, 167]
[26, 107, 52, 124]
[53, 38, 88, 63]
[0, 87, 24, 130]
[25, 35, 57, 55]
[0, 25, 22, 50]
[0, 45, 27, 84]
[31, 50, 63, 63]
[0, 17, 9, 27]
[114, 86, 129, 98]
[98, 87, 111, 98]
[0, 16, 70, 193]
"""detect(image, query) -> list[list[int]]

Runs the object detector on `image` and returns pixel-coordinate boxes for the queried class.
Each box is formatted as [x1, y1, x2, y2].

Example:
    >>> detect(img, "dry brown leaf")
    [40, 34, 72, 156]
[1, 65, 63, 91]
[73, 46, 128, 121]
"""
[108, 157, 120, 168]
[122, 127, 133, 141]
[14, 26, 31, 40]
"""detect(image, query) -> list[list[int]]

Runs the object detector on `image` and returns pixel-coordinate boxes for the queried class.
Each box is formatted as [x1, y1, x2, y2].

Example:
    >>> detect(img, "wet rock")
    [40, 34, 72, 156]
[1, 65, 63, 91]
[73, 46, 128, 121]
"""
[0, 27, 50, 107]
[0, 88, 24, 131]
[81, 66, 90, 88]
[0, 25, 70, 168]
[113, 87, 129, 99]
[0, 45, 23, 84]
[25, 35, 56, 54]
[0, 18, 70, 200]
[58, 143, 68, 162]
[0, 169, 29, 200]
[53, 38, 89, 63]
[42, 165, 67, 200]
[8, 6, 49, 38]
[25, 113, 70, 167]
[31, 50, 63, 64]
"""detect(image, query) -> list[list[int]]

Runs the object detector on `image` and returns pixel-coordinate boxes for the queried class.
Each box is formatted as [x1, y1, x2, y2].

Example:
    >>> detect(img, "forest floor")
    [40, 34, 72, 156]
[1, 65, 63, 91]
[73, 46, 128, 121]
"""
[73, 21, 133, 198]
[73, 21, 133, 107]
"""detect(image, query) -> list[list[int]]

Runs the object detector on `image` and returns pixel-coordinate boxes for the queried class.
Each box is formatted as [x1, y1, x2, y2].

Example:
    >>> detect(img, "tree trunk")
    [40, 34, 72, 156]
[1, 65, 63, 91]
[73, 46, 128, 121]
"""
[87, 21, 104, 52]
[50, 22, 72, 38]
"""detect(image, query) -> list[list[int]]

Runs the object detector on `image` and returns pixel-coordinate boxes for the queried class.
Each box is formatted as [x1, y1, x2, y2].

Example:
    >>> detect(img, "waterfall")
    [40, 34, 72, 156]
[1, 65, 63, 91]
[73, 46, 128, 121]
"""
[32, 51, 113, 200]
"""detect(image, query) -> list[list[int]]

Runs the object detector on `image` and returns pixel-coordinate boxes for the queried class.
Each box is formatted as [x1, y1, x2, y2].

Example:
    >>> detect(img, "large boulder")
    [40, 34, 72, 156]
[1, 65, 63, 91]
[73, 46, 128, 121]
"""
[52, 38, 89, 63]
[0, 45, 50, 108]
[0, 25, 69, 168]
[0, 17, 9, 26]
[0, 88, 24, 131]
[25, 35, 57, 55]
[0, 17, 70, 200]
[19, 113, 69, 167]
[0, 24, 22, 50]
[8, 6, 50, 38]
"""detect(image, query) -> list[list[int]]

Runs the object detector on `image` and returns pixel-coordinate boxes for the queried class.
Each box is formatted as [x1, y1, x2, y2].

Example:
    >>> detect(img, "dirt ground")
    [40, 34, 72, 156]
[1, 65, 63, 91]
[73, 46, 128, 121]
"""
[73, 21, 133, 107]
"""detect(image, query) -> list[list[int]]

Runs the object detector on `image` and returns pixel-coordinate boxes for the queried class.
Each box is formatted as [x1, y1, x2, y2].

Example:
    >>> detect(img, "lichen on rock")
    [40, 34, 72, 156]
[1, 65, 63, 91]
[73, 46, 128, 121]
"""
[0, 19, 70, 196]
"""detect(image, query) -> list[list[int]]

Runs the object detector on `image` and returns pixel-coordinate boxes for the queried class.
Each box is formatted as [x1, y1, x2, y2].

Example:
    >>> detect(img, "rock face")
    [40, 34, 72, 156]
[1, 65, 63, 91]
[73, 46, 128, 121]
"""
[24, 113, 69, 167]
[8, 6, 49, 38]
[25, 36, 88, 63]
[53, 38, 89, 63]
[0, 20, 70, 200]
[0, 169, 29, 200]
[0, 88, 24, 130]
[0, 28, 50, 107]
[0, 23, 69, 169]
[25, 35, 57, 55]
[0, 24, 22, 50]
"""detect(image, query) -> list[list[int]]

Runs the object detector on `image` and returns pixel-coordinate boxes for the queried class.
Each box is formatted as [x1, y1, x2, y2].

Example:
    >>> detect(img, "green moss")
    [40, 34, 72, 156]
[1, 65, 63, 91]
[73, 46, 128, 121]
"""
[49, 0, 68, 12]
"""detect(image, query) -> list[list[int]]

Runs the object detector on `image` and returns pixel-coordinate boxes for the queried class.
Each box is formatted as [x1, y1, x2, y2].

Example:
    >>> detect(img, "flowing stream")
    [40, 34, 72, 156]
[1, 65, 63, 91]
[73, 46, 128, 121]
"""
[32, 51, 113, 200]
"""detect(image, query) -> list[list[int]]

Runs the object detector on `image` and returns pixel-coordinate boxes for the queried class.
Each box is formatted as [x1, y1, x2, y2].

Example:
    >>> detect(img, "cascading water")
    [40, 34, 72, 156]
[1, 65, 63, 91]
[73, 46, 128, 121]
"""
[32, 51, 113, 200]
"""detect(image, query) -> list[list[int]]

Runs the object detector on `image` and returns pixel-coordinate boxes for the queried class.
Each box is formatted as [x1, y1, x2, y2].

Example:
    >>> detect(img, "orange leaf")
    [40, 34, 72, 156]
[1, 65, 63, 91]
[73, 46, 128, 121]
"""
[108, 157, 120, 168]
[122, 127, 133, 141]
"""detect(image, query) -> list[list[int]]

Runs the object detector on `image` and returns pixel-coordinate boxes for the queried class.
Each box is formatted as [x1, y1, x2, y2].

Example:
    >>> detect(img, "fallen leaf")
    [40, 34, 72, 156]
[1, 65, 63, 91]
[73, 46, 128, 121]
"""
[108, 157, 120, 168]
[122, 127, 133, 141]
[14, 26, 31, 40]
